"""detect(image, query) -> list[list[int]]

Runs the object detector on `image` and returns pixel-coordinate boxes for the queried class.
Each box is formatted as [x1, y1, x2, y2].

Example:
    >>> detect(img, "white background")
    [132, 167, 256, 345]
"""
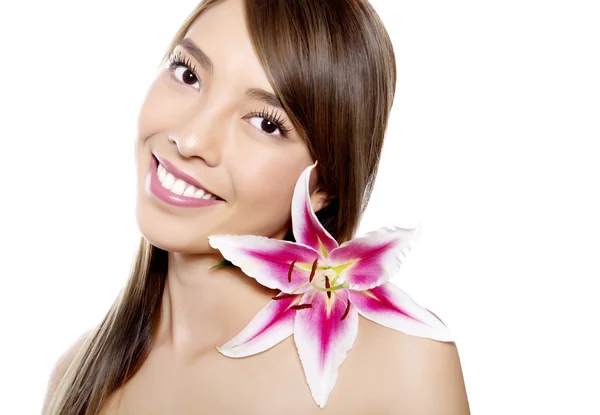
[1, 0, 599, 413]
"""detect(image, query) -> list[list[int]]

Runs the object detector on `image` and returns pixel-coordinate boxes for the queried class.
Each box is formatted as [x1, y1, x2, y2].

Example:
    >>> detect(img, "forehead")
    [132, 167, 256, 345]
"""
[180, 0, 274, 95]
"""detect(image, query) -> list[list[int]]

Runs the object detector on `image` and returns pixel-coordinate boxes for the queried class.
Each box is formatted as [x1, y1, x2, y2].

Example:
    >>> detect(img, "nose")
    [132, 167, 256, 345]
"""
[168, 111, 224, 167]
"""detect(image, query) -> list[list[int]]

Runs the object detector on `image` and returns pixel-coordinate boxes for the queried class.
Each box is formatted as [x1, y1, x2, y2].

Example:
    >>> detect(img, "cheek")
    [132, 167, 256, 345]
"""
[236, 157, 308, 218]
[136, 74, 185, 146]
[137, 80, 161, 144]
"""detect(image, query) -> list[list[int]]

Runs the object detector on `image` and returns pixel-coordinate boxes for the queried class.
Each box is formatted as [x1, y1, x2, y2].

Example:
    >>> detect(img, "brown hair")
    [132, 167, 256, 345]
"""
[46, 0, 396, 413]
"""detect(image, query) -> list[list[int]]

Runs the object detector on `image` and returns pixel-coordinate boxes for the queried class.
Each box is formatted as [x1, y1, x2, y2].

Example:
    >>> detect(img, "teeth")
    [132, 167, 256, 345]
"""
[171, 179, 186, 195]
[182, 186, 196, 197]
[157, 161, 218, 200]
[158, 164, 167, 181]
[162, 173, 175, 190]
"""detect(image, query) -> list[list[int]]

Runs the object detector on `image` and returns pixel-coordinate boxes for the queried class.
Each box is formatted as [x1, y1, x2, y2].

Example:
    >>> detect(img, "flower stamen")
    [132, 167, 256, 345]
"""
[288, 260, 297, 283]
[291, 303, 313, 310]
[340, 299, 351, 321]
[325, 276, 331, 299]
[271, 293, 296, 300]
[312, 280, 349, 294]
[309, 258, 319, 282]
[291, 281, 311, 294]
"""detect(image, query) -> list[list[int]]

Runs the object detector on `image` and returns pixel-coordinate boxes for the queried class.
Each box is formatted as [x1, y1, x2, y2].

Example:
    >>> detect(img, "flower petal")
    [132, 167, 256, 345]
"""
[292, 162, 338, 256]
[293, 288, 359, 408]
[349, 282, 454, 342]
[216, 293, 300, 358]
[328, 224, 422, 290]
[208, 234, 318, 293]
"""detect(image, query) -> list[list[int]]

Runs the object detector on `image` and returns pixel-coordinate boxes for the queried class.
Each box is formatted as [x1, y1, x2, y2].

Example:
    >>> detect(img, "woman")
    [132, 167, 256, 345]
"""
[44, 0, 470, 413]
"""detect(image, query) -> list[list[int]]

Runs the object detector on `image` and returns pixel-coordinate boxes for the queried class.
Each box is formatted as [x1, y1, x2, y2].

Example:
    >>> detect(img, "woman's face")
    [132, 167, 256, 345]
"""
[135, 0, 318, 254]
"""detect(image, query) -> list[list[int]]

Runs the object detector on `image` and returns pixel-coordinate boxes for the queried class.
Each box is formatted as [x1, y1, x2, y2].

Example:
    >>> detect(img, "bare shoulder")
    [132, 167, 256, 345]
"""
[351, 311, 470, 414]
[42, 330, 92, 414]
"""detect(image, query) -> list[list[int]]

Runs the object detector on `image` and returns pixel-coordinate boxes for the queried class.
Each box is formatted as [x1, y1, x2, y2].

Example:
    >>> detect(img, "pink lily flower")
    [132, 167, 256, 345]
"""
[208, 162, 454, 408]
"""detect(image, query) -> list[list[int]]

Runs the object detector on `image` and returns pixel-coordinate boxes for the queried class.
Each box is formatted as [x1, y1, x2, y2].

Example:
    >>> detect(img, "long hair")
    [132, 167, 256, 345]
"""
[47, 0, 396, 413]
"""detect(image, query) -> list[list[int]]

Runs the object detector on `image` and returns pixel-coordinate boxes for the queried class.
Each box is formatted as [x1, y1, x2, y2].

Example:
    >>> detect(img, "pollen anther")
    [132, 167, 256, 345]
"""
[309, 258, 319, 282]
[288, 260, 296, 283]
[291, 303, 313, 310]
[272, 293, 296, 300]
[340, 299, 351, 321]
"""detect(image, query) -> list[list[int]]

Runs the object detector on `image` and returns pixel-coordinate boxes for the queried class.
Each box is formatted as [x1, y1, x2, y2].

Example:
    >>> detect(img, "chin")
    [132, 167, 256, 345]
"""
[135, 202, 216, 254]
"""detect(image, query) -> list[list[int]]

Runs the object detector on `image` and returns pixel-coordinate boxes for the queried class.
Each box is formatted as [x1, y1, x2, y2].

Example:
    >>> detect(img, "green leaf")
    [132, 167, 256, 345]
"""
[209, 259, 234, 270]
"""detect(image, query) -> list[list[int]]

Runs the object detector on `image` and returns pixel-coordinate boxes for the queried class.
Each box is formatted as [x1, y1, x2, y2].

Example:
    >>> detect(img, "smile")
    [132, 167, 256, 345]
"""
[147, 154, 225, 208]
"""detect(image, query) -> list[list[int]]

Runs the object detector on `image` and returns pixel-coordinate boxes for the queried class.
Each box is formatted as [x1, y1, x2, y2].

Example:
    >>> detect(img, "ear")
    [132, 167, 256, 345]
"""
[310, 187, 334, 214]
[308, 162, 334, 214]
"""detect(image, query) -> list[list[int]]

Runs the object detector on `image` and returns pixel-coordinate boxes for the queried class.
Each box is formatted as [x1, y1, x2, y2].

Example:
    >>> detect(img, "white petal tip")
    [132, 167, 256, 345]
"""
[207, 235, 221, 248]
[215, 346, 233, 357]
[214, 344, 252, 359]
[424, 325, 455, 342]
[315, 395, 327, 409]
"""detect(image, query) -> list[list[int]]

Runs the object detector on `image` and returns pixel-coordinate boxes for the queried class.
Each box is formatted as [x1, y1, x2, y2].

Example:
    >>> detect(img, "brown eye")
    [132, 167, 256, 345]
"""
[246, 107, 292, 140]
[172, 66, 200, 90]
[248, 116, 284, 138]
[261, 119, 278, 134]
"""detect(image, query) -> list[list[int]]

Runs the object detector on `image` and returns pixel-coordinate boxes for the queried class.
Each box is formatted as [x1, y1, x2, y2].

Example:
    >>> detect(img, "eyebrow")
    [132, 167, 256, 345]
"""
[177, 38, 285, 111]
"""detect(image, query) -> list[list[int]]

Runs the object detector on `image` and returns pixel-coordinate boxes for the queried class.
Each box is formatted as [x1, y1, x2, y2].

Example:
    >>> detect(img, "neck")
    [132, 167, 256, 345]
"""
[154, 250, 279, 358]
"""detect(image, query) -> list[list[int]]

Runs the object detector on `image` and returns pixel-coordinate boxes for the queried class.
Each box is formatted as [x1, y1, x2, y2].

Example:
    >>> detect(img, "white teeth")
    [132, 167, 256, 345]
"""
[158, 164, 166, 181]
[157, 161, 218, 200]
[171, 179, 186, 195]
[162, 173, 175, 189]
[182, 186, 196, 197]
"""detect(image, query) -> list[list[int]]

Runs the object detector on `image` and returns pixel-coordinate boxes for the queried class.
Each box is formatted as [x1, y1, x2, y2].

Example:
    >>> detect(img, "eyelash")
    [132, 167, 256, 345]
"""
[167, 50, 292, 139]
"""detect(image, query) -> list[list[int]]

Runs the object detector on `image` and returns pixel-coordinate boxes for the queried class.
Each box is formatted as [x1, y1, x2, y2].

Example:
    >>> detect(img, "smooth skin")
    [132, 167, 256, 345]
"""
[44, 0, 470, 413]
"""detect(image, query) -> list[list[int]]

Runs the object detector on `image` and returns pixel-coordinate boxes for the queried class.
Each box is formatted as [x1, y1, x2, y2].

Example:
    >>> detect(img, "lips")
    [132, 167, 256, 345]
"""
[152, 153, 223, 201]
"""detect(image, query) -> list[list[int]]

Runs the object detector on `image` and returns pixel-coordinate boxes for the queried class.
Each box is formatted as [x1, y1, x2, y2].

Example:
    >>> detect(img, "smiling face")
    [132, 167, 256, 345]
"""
[135, 0, 324, 254]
